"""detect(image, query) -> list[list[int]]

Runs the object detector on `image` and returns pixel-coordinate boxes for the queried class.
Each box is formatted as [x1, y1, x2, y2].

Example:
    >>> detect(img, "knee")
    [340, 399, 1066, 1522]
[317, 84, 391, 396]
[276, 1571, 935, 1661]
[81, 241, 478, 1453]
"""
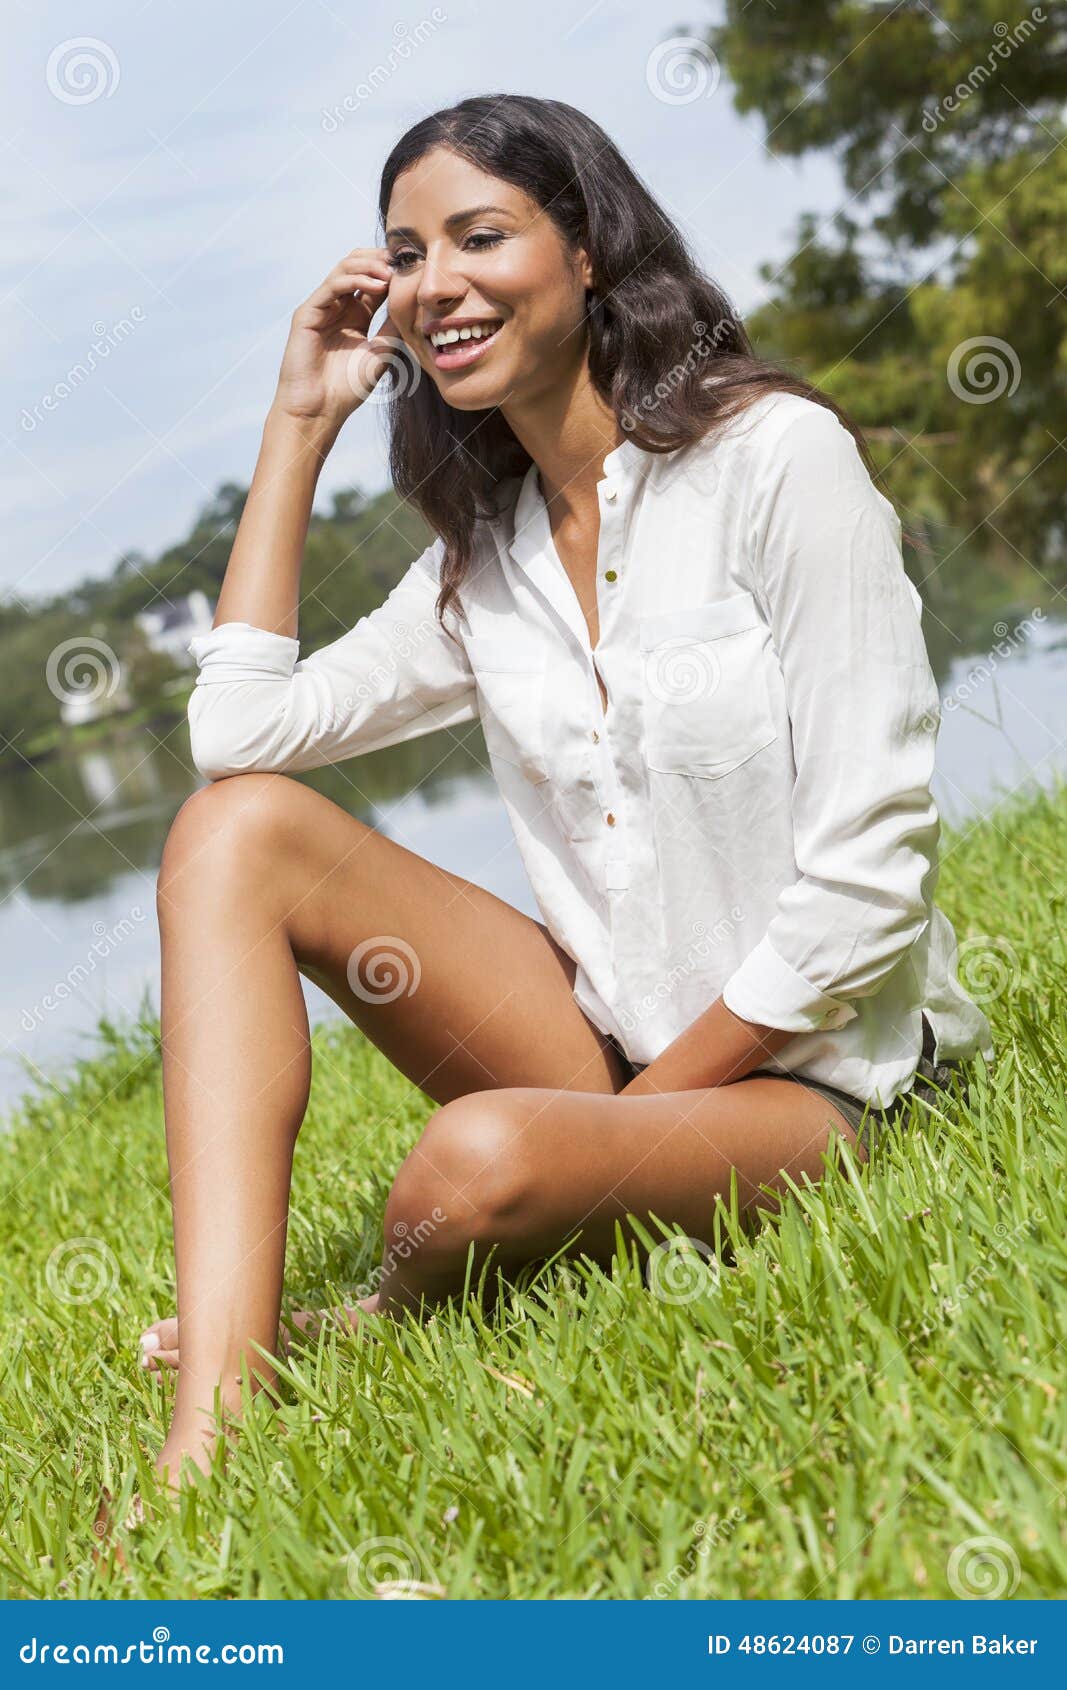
[156, 772, 305, 919]
[383, 1092, 537, 1263]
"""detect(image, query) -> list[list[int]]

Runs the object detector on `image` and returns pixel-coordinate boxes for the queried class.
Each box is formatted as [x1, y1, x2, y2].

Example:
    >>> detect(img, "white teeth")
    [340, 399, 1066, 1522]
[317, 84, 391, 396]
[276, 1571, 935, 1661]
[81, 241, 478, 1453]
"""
[429, 322, 501, 348]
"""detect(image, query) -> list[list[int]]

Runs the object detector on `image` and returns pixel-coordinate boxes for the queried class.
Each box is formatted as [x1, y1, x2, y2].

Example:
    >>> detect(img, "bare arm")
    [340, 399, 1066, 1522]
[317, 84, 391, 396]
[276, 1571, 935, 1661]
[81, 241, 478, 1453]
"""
[185, 247, 478, 781]
[620, 997, 796, 1094]
[213, 409, 340, 637]
[212, 245, 400, 638]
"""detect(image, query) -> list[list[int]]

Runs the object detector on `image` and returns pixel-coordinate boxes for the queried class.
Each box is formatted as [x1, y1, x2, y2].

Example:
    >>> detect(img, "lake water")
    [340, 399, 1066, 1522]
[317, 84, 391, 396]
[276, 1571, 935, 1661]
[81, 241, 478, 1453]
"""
[3, 563, 1065, 1117]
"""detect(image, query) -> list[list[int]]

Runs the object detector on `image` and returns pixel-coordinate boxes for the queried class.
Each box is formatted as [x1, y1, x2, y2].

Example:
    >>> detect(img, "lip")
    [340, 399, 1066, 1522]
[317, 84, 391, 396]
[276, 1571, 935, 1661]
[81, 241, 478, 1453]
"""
[426, 321, 504, 372]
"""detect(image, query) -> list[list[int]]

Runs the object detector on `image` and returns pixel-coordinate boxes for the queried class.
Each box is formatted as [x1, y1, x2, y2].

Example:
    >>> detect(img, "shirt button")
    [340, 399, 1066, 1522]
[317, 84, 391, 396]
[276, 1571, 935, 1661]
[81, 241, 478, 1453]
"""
[606, 812, 617, 827]
[591, 729, 600, 743]
[603, 484, 618, 502]
[604, 569, 618, 583]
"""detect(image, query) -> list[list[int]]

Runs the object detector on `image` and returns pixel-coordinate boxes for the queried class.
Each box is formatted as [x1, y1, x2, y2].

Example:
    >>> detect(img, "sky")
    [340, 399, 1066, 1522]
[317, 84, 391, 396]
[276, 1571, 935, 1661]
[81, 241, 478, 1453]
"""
[3, 0, 846, 602]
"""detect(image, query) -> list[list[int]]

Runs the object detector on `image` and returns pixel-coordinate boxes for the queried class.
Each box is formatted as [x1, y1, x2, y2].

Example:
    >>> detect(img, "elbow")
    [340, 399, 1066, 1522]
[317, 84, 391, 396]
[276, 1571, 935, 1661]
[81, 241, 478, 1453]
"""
[846, 807, 939, 979]
[836, 893, 932, 1004]
[186, 694, 278, 782]
[188, 729, 260, 784]
[190, 751, 246, 784]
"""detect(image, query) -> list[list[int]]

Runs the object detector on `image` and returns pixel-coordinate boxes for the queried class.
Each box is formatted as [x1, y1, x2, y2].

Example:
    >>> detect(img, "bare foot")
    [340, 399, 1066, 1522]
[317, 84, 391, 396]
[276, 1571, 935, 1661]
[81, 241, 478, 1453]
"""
[138, 1295, 380, 1373]
[153, 1420, 230, 1493]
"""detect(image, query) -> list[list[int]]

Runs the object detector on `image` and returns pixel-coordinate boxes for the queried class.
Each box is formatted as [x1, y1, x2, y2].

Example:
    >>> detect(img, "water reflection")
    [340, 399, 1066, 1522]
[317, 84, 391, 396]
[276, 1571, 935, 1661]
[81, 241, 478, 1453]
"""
[2, 550, 1065, 1116]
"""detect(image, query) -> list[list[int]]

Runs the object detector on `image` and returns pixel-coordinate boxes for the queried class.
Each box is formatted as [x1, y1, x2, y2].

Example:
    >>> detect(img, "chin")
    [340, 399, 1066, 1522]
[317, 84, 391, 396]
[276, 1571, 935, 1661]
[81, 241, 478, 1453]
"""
[433, 375, 511, 409]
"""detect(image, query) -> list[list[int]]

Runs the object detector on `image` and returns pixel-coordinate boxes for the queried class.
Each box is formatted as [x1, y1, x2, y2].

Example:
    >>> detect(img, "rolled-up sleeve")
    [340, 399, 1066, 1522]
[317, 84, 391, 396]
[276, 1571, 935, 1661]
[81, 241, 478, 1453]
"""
[185, 539, 478, 780]
[721, 404, 941, 1034]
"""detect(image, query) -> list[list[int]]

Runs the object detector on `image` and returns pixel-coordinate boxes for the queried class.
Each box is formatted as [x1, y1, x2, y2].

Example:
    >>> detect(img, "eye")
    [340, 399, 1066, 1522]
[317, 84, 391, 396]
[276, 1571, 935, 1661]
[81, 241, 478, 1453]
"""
[387, 231, 504, 272]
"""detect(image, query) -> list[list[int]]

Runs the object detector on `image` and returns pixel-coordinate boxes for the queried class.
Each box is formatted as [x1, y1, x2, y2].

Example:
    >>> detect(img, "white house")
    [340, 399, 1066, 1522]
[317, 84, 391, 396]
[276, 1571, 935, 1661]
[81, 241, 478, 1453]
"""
[135, 590, 215, 665]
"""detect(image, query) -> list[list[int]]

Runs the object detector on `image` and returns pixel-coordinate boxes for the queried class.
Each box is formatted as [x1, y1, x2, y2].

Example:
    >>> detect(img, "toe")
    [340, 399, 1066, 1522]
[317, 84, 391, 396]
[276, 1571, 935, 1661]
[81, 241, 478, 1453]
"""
[141, 1317, 179, 1349]
[142, 1347, 180, 1372]
[140, 1320, 179, 1372]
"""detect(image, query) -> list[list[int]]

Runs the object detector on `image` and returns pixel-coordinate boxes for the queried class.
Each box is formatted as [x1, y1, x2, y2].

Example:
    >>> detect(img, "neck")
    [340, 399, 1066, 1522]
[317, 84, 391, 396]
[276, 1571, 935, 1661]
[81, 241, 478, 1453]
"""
[502, 366, 625, 517]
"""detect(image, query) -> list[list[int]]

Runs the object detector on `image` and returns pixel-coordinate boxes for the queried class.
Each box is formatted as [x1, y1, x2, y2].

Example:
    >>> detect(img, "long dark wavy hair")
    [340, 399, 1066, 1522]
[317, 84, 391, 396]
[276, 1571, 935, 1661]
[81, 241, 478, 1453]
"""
[378, 93, 872, 627]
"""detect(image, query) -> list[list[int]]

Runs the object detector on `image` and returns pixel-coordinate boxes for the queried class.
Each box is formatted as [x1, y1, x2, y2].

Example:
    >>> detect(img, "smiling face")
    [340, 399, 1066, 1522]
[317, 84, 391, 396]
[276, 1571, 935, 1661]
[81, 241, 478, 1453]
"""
[384, 148, 594, 411]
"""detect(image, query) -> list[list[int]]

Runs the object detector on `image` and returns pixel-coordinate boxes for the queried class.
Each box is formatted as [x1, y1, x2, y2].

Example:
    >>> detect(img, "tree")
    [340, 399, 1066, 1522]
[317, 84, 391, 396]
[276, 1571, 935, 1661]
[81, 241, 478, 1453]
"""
[708, 0, 1067, 572]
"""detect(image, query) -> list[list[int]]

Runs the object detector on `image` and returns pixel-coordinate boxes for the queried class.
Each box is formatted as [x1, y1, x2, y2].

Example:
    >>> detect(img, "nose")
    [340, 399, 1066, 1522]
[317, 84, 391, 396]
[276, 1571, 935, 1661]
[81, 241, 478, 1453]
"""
[416, 244, 466, 317]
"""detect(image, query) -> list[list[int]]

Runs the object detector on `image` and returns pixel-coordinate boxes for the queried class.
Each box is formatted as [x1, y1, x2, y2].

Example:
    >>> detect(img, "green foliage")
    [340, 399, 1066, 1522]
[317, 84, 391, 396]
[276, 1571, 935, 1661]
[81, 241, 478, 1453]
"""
[0, 481, 432, 770]
[712, 0, 1067, 573]
[0, 784, 1064, 1598]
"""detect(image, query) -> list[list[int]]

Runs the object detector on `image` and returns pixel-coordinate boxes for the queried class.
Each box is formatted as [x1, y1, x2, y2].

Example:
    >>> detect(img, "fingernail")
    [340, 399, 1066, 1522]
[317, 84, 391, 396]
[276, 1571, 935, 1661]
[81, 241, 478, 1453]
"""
[140, 1332, 160, 1352]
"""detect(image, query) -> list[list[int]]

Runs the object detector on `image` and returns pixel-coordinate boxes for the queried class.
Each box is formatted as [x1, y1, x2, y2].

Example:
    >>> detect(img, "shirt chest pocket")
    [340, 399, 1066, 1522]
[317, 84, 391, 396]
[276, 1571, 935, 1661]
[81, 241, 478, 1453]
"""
[639, 591, 778, 779]
[464, 636, 551, 786]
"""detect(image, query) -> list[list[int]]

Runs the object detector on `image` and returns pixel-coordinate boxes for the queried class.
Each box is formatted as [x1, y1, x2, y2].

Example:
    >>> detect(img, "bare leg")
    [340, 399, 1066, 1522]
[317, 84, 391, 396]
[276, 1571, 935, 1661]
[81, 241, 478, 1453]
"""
[151, 771, 629, 1485]
[369, 1079, 861, 1318]
[151, 771, 858, 1485]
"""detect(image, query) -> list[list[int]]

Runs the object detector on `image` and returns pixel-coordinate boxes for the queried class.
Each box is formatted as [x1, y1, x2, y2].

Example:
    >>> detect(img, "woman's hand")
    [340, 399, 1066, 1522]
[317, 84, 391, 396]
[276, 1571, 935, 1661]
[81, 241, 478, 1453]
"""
[273, 247, 404, 430]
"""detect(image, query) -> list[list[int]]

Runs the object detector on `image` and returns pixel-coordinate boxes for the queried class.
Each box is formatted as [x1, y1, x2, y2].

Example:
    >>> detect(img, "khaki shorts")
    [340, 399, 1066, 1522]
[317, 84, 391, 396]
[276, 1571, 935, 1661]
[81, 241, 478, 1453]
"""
[614, 1013, 969, 1158]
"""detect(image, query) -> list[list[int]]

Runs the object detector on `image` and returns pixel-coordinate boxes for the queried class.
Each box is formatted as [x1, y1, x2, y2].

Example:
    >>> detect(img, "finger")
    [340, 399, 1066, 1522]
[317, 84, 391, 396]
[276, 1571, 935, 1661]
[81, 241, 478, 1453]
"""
[333, 255, 393, 290]
[340, 246, 392, 269]
[298, 272, 386, 318]
[333, 274, 391, 299]
[314, 276, 390, 311]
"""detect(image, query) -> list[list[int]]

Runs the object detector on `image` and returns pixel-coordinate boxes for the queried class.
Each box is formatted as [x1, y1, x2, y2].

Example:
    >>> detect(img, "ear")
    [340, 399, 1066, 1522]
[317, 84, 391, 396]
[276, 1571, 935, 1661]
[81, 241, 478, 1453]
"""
[576, 249, 595, 293]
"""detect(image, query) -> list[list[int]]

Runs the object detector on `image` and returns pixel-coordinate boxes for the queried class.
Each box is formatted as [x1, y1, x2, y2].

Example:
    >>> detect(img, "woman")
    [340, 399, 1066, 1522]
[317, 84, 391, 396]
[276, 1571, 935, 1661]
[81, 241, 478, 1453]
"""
[141, 95, 993, 1486]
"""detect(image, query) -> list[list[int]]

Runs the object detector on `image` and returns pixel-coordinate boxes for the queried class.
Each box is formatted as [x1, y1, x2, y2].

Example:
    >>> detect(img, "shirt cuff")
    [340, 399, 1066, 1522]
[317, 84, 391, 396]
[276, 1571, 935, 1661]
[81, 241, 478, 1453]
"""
[186, 621, 300, 681]
[721, 936, 857, 1033]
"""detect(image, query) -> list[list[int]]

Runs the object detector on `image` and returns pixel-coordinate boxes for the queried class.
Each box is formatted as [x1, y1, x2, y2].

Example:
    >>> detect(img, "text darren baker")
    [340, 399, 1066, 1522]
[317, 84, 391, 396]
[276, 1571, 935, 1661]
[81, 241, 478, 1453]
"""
[705, 1635, 1039, 1655]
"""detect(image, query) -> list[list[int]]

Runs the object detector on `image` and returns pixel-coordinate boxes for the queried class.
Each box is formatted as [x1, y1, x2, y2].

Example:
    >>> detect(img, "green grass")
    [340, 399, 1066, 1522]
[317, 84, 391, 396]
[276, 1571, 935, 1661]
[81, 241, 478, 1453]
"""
[2, 782, 1066, 1600]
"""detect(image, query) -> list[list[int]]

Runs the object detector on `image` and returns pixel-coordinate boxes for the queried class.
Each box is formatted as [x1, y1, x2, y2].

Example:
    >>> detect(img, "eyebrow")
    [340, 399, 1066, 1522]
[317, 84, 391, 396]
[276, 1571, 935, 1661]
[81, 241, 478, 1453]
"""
[385, 204, 516, 242]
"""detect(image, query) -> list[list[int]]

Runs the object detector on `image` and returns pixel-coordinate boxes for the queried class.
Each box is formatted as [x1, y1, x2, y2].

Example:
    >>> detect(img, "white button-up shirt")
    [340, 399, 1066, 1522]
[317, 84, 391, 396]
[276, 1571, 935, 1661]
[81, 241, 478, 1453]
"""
[186, 391, 994, 1106]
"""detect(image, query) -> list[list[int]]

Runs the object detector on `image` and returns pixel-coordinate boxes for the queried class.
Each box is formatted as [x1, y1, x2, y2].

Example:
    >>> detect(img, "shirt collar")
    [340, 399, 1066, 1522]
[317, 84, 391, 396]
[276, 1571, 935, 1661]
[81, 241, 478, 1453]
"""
[508, 436, 646, 571]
